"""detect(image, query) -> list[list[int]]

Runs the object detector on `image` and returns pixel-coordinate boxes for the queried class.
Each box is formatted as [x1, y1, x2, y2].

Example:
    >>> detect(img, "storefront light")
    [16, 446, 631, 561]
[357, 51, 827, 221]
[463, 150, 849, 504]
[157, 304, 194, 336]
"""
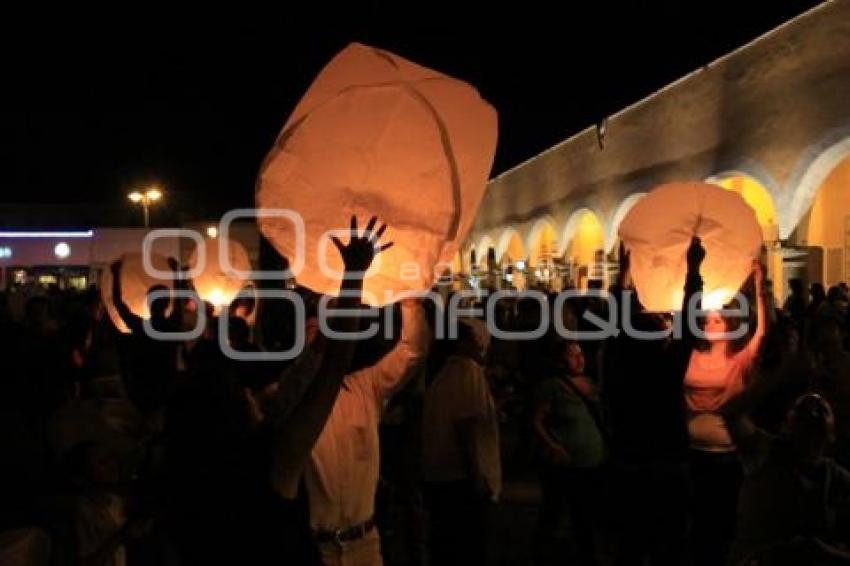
[54, 242, 71, 259]
[0, 230, 93, 238]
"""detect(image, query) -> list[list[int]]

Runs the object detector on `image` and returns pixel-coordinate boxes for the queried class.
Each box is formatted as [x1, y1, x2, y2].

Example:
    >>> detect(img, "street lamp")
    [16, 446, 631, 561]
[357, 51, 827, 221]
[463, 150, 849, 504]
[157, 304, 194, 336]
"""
[128, 187, 163, 227]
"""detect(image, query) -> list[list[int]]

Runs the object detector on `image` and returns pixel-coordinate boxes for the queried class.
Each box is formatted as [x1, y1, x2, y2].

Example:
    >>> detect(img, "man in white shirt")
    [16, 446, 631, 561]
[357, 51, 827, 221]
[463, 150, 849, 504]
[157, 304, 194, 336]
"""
[260, 215, 405, 563]
[422, 318, 501, 566]
[306, 298, 429, 566]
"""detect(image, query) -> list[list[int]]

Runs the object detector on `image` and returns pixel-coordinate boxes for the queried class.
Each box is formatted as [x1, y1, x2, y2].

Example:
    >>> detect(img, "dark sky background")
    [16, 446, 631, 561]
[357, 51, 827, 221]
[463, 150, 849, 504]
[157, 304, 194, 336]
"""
[0, 1, 823, 224]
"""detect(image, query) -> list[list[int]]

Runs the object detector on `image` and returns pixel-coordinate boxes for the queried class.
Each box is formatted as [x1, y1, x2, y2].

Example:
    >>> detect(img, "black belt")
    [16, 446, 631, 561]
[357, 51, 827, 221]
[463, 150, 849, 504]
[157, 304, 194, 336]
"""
[313, 518, 376, 545]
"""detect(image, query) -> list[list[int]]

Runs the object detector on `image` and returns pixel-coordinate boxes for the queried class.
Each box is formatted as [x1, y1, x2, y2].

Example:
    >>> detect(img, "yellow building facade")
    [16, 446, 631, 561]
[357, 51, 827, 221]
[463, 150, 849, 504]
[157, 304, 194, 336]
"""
[462, 1, 850, 300]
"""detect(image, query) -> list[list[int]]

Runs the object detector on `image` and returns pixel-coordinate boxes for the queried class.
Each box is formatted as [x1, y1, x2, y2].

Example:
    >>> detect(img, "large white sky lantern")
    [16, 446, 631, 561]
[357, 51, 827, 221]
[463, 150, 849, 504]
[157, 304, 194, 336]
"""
[256, 42, 498, 306]
[618, 182, 763, 312]
[100, 252, 173, 334]
[188, 237, 251, 312]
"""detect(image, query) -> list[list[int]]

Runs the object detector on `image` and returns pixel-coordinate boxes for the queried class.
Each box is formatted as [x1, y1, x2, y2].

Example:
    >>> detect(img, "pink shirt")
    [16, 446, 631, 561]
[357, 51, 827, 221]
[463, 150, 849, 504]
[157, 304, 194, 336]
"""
[685, 348, 756, 451]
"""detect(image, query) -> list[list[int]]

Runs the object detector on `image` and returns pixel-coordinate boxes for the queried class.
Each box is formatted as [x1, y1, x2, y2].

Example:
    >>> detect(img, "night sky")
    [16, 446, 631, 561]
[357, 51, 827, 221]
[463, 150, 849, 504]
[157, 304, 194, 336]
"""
[0, 1, 823, 224]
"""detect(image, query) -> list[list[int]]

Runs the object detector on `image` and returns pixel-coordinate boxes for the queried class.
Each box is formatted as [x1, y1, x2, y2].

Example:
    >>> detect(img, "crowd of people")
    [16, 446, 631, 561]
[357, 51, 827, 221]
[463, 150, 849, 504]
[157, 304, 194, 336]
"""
[2, 219, 850, 566]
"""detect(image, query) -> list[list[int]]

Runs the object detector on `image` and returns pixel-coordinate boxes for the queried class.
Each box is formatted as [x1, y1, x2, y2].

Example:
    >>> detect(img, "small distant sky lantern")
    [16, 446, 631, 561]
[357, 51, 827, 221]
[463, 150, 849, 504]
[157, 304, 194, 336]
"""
[100, 252, 173, 334]
[188, 237, 252, 314]
[256, 42, 498, 306]
[618, 182, 763, 312]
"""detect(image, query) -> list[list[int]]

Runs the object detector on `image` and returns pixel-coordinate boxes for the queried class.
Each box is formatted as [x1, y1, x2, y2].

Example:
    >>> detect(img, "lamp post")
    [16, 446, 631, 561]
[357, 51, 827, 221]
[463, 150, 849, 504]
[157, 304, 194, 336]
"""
[128, 187, 163, 228]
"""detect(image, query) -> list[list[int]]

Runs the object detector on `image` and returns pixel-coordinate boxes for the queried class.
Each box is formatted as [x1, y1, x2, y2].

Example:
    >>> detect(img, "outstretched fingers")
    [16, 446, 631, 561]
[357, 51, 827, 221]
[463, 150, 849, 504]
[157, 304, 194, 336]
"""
[372, 223, 388, 242]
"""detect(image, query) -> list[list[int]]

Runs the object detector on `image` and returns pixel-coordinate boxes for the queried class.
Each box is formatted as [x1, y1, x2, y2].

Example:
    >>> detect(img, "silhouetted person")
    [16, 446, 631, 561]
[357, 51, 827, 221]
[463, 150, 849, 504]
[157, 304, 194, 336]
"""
[783, 278, 807, 325]
[809, 316, 850, 469]
[807, 283, 829, 330]
[603, 238, 705, 566]
[423, 318, 500, 566]
[110, 258, 184, 418]
[69, 293, 123, 399]
[18, 295, 66, 420]
[532, 339, 605, 566]
[723, 379, 850, 565]
[69, 441, 152, 566]
[258, 216, 424, 566]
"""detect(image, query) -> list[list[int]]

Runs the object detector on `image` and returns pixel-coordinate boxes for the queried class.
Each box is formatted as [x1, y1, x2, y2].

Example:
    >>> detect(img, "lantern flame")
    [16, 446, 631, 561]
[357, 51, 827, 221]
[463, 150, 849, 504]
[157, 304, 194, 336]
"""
[702, 288, 735, 311]
[208, 288, 226, 307]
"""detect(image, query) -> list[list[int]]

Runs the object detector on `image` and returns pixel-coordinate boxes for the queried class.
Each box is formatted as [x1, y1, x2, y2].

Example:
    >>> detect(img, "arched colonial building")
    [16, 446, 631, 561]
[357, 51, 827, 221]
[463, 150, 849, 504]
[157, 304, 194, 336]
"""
[465, 1, 850, 299]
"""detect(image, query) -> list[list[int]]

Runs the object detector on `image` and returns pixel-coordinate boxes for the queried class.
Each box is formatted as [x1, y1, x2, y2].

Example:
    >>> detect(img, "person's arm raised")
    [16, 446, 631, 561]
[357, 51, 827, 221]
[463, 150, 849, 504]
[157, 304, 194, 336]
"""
[741, 261, 767, 363]
[270, 215, 393, 499]
[166, 256, 186, 327]
[668, 237, 705, 377]
[358, 297, 429, 401]
[613, 242, 631, 334]
[110, 260, 143, 334]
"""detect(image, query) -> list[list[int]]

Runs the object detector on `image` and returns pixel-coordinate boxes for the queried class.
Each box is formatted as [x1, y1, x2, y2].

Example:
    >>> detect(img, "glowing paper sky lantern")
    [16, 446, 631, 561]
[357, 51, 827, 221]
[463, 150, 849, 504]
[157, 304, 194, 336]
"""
[188, 237, 252, 312]
[100, 252, 173, 334]
[618, 182, 763, 312]
[256, 42, 498, 306]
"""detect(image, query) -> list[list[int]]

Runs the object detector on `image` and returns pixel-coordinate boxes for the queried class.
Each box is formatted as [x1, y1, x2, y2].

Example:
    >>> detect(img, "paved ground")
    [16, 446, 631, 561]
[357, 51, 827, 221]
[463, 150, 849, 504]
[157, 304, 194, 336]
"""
[380, 480, 591, 566]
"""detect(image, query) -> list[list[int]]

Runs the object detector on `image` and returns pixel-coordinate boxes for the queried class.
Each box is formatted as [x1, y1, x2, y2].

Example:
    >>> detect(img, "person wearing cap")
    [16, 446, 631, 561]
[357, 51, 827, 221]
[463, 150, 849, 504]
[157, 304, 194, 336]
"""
[422, 317, 501, 566]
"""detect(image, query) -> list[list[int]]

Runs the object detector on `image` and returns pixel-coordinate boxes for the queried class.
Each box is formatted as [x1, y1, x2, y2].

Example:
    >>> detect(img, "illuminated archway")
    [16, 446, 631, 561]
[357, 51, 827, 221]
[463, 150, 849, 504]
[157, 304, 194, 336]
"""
[526, 219, 557, 267]
[785, 134, 850, 240]
[560, 209, 605, 266]
[496, 228, 526, 266]
[709, 174, 779, 242]
[800, 155, 850, 286]
[559, 209, 605, 288]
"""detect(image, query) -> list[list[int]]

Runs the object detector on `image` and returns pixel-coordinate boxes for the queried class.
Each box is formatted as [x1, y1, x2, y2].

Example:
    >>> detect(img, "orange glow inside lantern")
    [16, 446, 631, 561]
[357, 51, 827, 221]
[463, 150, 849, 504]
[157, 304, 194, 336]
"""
[100, 252, 173, 334]
[256, 42, 498, 306]
[618, 182, 763, 313]
[188, 237, 251, 314]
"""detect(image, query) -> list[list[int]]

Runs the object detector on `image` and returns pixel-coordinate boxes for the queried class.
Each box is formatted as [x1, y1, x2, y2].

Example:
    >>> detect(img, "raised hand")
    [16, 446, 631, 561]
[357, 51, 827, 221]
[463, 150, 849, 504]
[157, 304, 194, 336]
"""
[331, 215, 393, 274]
[687, 236, 706, 271]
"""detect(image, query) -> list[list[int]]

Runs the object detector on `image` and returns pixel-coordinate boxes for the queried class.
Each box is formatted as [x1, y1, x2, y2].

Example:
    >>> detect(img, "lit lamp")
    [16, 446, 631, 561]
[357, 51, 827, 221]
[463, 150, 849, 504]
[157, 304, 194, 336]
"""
[618, 182, 763, 312]
[54, 242, 71, 259]
[128, 187, 163, 228]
